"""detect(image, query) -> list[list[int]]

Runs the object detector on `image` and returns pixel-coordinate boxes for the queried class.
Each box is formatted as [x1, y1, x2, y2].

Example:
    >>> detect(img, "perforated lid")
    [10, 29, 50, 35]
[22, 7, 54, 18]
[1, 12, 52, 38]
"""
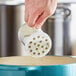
[18, 23, 52, 58]
[24, 30, 52, 58]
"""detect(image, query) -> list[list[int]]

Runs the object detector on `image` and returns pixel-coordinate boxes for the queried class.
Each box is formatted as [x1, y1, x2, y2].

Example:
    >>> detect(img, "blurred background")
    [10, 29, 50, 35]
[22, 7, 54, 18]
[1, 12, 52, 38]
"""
[0, 0, 76, 57]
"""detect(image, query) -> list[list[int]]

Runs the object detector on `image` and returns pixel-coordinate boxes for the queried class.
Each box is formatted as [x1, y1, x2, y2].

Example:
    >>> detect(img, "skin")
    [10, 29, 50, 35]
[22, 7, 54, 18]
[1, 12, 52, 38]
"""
[25, 0, 57, 29]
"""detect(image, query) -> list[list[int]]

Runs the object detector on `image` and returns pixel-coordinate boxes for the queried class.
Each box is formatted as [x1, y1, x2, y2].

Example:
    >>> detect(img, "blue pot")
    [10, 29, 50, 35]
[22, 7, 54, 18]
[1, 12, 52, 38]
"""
[0, 56, 76, 76]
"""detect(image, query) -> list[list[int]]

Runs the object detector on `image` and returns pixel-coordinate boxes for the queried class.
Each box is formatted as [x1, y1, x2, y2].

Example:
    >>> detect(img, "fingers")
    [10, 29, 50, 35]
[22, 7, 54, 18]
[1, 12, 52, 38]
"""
[34, 0, 57, 29]
[50, 0, 57, 15]
[34, 10, 51, 29]
[27, 7, 44, 27]
[25, 0, 57, 29]
[25, 10, 29, 22]
[25, 0, 29, 22]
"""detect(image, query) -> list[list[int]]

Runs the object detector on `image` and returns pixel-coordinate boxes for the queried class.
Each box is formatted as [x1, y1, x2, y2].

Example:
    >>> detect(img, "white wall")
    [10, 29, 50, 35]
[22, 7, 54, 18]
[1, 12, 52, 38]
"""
[58, 0, 76, 3]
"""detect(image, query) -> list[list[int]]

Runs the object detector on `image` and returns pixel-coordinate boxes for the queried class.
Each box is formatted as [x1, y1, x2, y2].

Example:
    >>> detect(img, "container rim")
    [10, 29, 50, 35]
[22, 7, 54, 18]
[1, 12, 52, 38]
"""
[0, 56, 75, 71]
[0, 63, 76, 71]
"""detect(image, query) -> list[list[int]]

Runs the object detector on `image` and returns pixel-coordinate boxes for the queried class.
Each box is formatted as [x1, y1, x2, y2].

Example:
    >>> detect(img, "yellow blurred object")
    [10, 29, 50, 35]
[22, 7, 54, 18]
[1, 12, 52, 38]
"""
[0, 56, 76, 66]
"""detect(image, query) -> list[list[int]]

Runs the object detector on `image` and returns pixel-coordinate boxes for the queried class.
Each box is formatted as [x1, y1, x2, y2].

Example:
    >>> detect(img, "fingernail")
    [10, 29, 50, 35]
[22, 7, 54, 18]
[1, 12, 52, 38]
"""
[35, 25, 40, 29]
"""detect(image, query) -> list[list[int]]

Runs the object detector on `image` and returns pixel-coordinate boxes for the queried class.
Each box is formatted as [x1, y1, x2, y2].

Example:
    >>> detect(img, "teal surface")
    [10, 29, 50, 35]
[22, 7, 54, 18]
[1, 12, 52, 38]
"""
[0, 63, 76, 76]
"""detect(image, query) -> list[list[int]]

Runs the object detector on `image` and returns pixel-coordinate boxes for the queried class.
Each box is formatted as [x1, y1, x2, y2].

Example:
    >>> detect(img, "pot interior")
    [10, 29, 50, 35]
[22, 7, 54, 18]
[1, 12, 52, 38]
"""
[0, 56, 76, 66]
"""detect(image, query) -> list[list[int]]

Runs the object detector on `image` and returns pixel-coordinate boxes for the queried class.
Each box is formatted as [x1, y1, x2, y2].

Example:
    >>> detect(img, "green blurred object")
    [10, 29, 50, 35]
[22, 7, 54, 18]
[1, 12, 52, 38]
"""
[0, 63, 76, 76]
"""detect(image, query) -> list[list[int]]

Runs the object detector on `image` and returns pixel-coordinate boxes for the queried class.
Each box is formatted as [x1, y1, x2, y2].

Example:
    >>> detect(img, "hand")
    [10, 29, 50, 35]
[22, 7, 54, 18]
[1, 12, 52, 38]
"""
[25, 0, 57, 29]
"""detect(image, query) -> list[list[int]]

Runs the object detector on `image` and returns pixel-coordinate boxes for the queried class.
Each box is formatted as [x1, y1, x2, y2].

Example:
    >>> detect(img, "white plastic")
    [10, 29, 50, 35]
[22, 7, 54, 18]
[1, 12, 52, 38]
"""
[18, 23, 52, 58]
[18, 23, 37, 45]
